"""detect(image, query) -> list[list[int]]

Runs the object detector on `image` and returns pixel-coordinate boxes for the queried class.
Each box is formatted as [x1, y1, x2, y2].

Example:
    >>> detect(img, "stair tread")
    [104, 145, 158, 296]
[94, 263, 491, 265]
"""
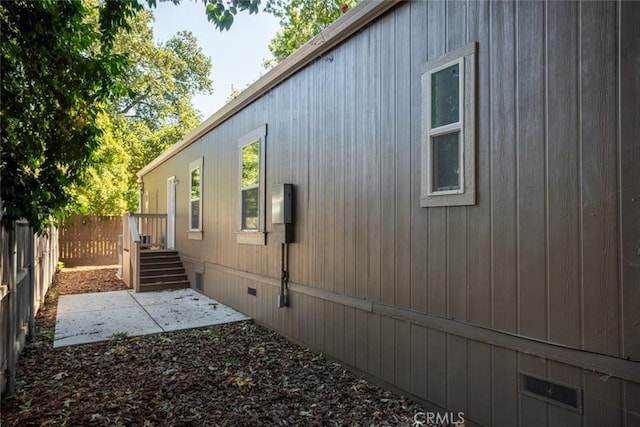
[136, 250, 190, 292]
[140, 267, 186, 276]
[141, 273, 187, 280]
[140, 251, 179, 256]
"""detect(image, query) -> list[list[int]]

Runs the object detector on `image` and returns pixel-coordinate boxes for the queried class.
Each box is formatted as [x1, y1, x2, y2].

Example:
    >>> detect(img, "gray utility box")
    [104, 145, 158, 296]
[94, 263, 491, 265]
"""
[272, 184, 293, 224]
[272, 184, 294, 243]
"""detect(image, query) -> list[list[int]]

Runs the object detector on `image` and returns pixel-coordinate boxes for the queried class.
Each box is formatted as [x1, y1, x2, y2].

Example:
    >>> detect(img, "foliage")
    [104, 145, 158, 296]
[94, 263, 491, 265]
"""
[73, 11, 211, 215]
[264, 0, 357, 67]
[71, 114, 135, 216]
[0, 0, 142, 233]
[150, 0, 261, 31]
[0, 0, 344, 230]
[110, 11, 211, 130]
[204, 0, 261, 30]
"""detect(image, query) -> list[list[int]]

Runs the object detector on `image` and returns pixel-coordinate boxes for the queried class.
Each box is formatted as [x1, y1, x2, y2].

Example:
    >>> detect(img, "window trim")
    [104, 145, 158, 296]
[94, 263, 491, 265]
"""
[237, 124, 267, 245]
[426, 57, 464, 196]
[188, 157, 203, 235]
[421, 42, 477, 207]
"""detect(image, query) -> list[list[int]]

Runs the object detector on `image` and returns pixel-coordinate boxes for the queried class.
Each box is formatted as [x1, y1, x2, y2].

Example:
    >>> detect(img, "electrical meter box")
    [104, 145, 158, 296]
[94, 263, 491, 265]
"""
[272, 184, 293, 224]
[272, 184, 294, 243]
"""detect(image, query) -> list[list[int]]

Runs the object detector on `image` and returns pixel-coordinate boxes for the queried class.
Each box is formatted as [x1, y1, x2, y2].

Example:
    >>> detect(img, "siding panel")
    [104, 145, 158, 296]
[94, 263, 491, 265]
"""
[466, 0, 492, 329]
[492, 348, 518, 426]
[354, 31, 369, 301]
[333, 41, 347, 298]
[343, 41, 357, 300]
[446, 335, 468, 416]
[380, 315, 395, 385]
[380, 11, 396, 308]
[518, 354, 548, 427]
[410, 0, 429, 315]
[467, 341, 492, 426]
[394, 1, 412, 312]
[580, 0, 620, 357]
[410, 324, 428, 399]
[395, 320, 411, 393]
[619, 0, 640, 363]
[547, 362, 582, 426]
[583, 371, 622, 427]
[366, 21, 382, 304]
[490, 0, 517, 334]
[546, 0, 581, 348]
[516, 0, 547, 341]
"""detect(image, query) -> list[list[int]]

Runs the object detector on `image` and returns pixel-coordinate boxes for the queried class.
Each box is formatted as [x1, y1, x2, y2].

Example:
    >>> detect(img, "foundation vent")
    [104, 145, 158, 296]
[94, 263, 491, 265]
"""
[520, 372, 582, 413]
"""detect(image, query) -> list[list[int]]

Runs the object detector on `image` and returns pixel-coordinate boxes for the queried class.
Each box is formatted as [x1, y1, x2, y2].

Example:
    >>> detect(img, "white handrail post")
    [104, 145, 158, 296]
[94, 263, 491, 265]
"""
[134, 241, 140, 293]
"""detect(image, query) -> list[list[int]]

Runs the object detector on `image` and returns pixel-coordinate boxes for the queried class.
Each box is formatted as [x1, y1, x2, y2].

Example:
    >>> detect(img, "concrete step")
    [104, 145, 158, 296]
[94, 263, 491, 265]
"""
[140, 273, 188, 285]
[139, 280, 190, 292]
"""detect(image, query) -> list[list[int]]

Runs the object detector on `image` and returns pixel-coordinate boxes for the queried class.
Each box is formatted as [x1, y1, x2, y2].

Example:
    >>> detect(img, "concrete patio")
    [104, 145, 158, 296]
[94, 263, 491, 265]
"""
[54, 288, 250, 348]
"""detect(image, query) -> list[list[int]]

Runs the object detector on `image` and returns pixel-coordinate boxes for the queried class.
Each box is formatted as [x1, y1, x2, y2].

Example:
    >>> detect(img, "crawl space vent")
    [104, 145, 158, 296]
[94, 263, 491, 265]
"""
[520, 372, 582, 413]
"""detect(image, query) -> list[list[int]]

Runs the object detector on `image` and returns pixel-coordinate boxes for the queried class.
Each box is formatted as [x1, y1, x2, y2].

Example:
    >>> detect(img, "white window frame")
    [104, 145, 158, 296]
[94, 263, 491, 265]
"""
[237, 124, 267, 245]
[421, 42, 477, 207]
[188, 157, 203, 239]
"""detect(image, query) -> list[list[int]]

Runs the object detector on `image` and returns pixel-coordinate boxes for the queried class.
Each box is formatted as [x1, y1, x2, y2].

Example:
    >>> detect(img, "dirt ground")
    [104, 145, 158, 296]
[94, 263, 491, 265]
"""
[0, 267, 427, 426]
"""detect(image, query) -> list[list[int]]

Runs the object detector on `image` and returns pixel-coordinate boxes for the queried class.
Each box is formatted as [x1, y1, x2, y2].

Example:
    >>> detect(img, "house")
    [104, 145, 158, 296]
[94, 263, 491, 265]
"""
[126, 1, 640, 425]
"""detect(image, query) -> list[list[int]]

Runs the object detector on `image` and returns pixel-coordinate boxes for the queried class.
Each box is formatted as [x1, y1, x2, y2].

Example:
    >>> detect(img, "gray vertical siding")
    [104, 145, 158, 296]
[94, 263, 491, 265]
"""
[140, 1, 640, 425]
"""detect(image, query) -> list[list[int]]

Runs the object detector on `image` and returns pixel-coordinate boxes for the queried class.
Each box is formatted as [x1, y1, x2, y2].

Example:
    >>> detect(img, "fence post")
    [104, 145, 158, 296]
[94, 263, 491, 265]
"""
[6, 226, 17, 393]
[27, 230, 35, 337]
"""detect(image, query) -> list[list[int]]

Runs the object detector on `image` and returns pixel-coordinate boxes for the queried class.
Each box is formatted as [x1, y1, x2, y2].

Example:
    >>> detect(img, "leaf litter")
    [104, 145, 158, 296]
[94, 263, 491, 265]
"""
[1, 267, 427, 426]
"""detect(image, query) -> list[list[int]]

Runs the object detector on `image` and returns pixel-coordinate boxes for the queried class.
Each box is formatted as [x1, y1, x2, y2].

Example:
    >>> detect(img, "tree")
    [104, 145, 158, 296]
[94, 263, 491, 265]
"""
[264, 0, 356, 67]
[0, 0, 142, 233]
[73, 10, 212, 216]
[151, 0, 261, 31]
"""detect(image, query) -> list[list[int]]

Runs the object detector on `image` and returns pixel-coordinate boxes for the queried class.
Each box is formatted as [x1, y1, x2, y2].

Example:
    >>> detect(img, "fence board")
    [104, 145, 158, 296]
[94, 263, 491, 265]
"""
[1, 222, 58, 394]
[59, 215, 122, 266]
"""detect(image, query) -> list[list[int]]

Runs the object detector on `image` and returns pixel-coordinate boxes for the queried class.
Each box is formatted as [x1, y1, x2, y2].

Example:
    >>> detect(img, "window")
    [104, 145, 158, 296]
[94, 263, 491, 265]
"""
[241, 141, 260, 230]
[189, 158, 203, 235]
[237, 125, 267, 245]
[421, 42, 477, 207]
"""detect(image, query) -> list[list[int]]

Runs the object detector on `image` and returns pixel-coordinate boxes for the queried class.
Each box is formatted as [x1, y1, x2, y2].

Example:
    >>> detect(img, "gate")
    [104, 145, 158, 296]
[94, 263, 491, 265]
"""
[58, 215, 122, 266]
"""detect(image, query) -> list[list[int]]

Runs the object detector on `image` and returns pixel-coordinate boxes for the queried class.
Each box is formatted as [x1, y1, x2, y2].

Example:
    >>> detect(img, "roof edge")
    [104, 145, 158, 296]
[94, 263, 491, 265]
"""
[138, 0, 404, 178]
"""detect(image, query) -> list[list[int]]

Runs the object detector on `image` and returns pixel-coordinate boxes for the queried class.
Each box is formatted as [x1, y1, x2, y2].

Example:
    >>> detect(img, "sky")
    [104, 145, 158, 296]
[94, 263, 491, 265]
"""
[149, 2, 281, 119]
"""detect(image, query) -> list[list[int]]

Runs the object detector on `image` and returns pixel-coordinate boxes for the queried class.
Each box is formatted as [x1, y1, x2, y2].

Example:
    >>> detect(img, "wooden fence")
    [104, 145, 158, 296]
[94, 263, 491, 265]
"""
[59, 215, 122, 266]
[1, 221, 58, 394]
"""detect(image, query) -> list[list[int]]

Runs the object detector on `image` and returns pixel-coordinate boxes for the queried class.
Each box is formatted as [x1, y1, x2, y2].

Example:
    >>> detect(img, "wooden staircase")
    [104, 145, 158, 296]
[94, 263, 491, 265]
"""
[139, 250, 190, 292]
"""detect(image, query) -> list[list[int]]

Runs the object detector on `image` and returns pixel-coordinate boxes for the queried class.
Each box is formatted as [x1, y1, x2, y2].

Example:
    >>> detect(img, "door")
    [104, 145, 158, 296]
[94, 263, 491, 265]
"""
[167, 176, 176, 249]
